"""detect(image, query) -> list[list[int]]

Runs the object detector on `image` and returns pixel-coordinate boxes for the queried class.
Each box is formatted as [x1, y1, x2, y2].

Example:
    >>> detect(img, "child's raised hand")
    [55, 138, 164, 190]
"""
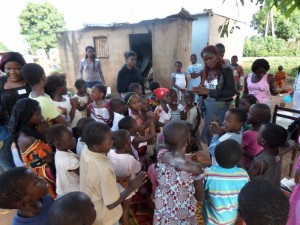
[35, 119, 50, 136]
[210, 121, 222, 134]
[70, 97, 79, 108]
[128, 172, 147, 191]
[147, 111, 155, 120]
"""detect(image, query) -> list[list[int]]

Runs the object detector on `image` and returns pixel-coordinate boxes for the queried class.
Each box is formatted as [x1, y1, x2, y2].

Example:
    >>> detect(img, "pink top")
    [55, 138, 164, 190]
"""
[147, 163, 158, 200]
[242, 130, 263, 170]
[247, 73, 270, 104]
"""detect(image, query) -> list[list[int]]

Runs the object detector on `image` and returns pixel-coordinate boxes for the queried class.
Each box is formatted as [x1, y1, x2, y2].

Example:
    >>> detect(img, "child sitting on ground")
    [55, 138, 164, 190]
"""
[75, 117, 95, 156]
[87, 84, 110, 124]
[242, 103, 271, 169]
[169, 89, 184, 121]
[47, 124, 79, 197]
[238, 178, 289, 225]
[80, 122, 147, 225]
[154, 121, 203, 224]
[0, 167, 53, 225]
[48, 191, 96, 225]
[108, 97, 126, 131]
[181, 90, 202, 150]
[128, 82, 143, 96]
[45, 73, 82, 128]
[108, 129, 142, 225]
[209, 108, 247, 166]
[171, 61, 187, 104]
[203, 139, 249, 225]
[248, 123, 288, 187]
[149, 81, 160, 111]
[74, 79, 90, 117]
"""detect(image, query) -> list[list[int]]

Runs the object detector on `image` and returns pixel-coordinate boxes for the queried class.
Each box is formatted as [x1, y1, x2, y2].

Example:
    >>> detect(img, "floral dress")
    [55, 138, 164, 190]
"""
[154, 149, 203, 224]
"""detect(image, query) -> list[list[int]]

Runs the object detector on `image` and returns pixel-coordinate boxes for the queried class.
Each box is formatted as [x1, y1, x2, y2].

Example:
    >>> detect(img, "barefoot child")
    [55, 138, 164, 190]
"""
[242, 103, 271, 169]
[47, 124, 79, 197]
[248, 123, 288, 187]
[74, 79, 90, 117]
[187, 54, 203, 105]
[87, 84, 110, 124]
[0, 167, 53, 225]
[48, 192, 96, 225]
[154, 121, 204, 224]
[108, 129, 142, 225]
[80, 122, 147, 225]
[275, 65, 286, 93]
[171, 61, 187, 103]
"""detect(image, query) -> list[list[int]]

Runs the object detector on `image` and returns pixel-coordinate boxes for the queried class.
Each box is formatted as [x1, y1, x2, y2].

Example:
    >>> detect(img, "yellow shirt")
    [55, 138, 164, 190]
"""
[80, 145, 122, 225]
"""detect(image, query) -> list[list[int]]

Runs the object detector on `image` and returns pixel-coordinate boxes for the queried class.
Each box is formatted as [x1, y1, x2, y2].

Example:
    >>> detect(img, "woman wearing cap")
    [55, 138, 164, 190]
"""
[193, 45, 235, 145]
[0, 52, 30, 172]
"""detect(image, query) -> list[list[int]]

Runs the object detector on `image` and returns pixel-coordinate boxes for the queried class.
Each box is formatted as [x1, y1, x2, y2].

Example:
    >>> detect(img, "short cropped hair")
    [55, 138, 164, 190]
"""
[118, 116, 134, 131]
[174, 61, 182, 66]
[251, 59, 270, 73]
[241, 94, 257, 106]
[112, 129, 130, 150]
[228, 108, 247, 124]
[0, 167, 31, 209]
[128, 83, 141, 92]
[261, 123, 288, 147]
[45, 73, 66, 98]
[163, 121, 189, 148]
[47, 124, 69, 144]
[238, 178, 289, 225]
[125, 51, 137, 59]
[149, 81, 160, 92]
[81, 122, 111, 149]
[75, 79, 86, 90]
[109, 98, 125, 111]
[48, 191, 96, 225]
[252, 103, 271, 123]
[76, 117, 95, 137]
[231, 55, 238, 60]
[215, 43, 225, 49]
[22, 63, 45, 86]
[215, 139, 241, 168]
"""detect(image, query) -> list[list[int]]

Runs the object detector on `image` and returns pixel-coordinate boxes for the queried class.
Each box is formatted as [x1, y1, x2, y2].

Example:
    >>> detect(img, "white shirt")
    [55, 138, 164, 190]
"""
[171, 72, 186, 89]
[111, 112, 125, 131]
[55, 150, 80, 196]
[76, 137, 85, 157]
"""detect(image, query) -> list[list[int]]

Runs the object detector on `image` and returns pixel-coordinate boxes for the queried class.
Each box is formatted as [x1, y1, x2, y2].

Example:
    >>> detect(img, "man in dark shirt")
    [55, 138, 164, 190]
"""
[116, 51, 140, 98]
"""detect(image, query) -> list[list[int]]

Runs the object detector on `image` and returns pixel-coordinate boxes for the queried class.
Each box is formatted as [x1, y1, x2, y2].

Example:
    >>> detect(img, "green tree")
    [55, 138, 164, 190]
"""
[19, 2, 65, 54]
[250, 8, 300, 41]
[0, 41, 8, 51]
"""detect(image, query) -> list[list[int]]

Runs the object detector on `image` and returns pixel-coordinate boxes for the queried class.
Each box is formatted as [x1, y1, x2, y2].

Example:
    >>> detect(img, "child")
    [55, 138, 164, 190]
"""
[203, 139, 249, 225]
[48, 191, 96, 225]
[118, 114, 155, 159]
[154, 121, 203, 224]
[242, 103, 271, 169]
[181, 90, 202, 150]
[108, 97, 126, 131]
[275, 65, 286, 93]
[75, 117, 95, 156]
[45, 73, 82, 128]
[108, 129, 142, 225]
[187, 54, 203, 104]
[22, 63, 67, 125]
[171, 61, 187, 103]
[47, 124, 79, 197]
[128, 82, 143, 96]
[209, 108, 247, 166]
[238, 94, 258, 114]
[10, 98, 56, 199]
[153, 88, 172, 146]
[87, 84, 110, 124]
[125, 92, 144, 128]
[248, 123, 288, 187]
[230, 55, 244, 107]
[74, 79, 90, 117]
[80, 122, 147, 225]
[238, 178, 289, 225]
[169, 89, 184, 121]
[0, 167, 53, 225]
[149, 81, 160, 111]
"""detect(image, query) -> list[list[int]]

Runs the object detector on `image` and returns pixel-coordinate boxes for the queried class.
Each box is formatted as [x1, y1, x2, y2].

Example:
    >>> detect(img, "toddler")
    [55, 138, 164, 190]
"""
[75, 117, 95, 156]
[0, 167, 53, 225]
[87, 84, 110, 124]
[128, 82, 143, 96]
[203, 139, 249, 225]
[149, 81, 160, 111]
[154, 121, 203, 224]
[80, 122, 147, 225]
[108, 129, 142, 225]
[47, 124, 79, 197]
[275, 65, 286, 93]
[108, 97, 126, 131]
[74, 79, 90, 117]
[48, 191, 96, 225]
[248, 123, 288, 187]
[171, 61, 187, 103]
[242, 103, 271, 169]
[209, 108, 247, 165]
[187, 54, 203, 104]
[169, 89, 184, 120]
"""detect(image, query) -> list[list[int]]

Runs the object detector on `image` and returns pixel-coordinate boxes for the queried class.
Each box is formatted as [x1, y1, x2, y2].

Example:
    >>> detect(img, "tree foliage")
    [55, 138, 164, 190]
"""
[19, 2, 65, 54]
[250, 8, 300, 41]
[0, 41, 8, 51]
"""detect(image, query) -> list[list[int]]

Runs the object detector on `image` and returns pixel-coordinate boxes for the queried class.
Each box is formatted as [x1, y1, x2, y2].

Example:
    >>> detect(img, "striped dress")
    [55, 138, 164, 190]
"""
[202, 166, 249, 225]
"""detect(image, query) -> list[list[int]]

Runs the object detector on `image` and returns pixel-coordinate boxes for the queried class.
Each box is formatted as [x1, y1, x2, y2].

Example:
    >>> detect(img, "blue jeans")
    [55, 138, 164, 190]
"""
[201, 99, 231, 145]
[0, 136, 15, 173]
[86, 80, 102, 89]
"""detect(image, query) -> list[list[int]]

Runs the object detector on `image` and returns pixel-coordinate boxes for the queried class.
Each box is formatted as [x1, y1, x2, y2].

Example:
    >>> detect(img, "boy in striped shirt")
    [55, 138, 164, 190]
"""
[202, 139, 249, 225]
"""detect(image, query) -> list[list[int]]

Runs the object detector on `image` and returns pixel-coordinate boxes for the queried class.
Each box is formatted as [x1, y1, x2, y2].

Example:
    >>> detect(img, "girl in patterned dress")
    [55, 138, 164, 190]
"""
[154, 121, 204, 224]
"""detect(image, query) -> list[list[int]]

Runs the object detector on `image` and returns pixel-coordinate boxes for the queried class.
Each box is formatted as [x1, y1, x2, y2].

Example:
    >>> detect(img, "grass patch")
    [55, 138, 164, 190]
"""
[241, 57, 300, 81]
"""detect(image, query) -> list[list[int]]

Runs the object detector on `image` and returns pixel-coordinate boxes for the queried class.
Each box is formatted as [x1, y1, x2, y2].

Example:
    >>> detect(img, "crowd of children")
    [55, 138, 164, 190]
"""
[0, 49, 299, 225]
